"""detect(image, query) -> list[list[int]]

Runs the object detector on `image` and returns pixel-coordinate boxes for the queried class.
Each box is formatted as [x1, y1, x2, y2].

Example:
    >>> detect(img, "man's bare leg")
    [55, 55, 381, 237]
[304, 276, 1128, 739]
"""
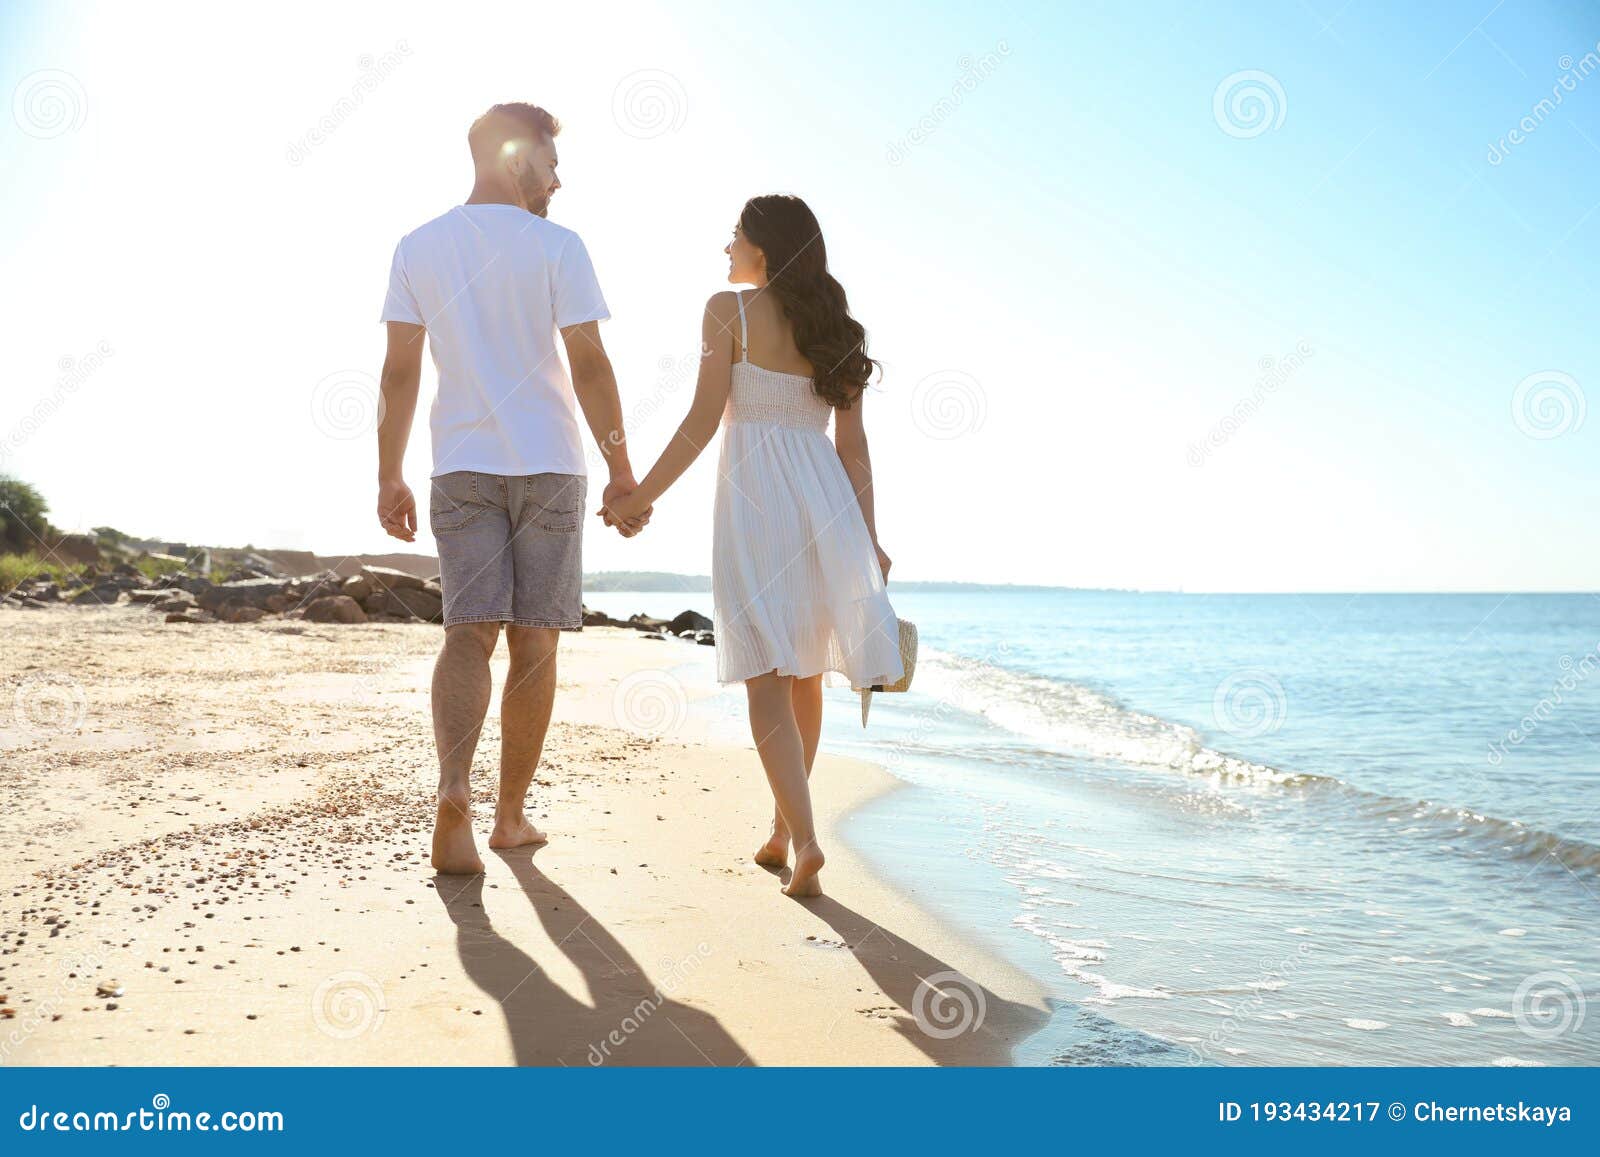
[755, 674, 822, 867]
[489, 625, 559, 849]
[430, 621, 500, 874]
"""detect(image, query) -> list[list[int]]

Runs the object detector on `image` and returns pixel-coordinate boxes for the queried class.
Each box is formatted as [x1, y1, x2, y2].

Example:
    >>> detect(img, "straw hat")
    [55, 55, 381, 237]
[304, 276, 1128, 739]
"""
[856, 618, 917, 726]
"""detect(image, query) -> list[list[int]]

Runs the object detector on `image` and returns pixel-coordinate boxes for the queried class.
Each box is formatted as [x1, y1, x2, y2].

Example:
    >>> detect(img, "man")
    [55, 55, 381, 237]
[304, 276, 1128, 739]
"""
[376, 102, 647, 874]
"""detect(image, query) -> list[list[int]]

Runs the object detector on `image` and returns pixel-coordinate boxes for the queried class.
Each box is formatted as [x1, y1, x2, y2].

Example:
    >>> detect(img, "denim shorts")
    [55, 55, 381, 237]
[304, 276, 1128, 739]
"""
[428, 471, 586, 629]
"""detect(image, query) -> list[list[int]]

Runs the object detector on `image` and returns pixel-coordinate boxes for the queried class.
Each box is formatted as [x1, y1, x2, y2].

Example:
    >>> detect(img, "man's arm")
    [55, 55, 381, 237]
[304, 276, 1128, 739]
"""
[376, 321, 425, 542]
[561, 320, 649, 534]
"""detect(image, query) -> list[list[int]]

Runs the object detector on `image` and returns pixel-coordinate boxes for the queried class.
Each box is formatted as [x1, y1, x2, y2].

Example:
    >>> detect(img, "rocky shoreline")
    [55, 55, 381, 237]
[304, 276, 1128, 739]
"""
[4, 562, 715, 643]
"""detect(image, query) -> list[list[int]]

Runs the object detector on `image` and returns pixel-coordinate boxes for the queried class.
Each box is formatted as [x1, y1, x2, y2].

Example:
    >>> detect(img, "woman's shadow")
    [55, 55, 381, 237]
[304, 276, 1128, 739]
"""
[435, 850, 750, 1066]
[798, 891, 1048, 1065]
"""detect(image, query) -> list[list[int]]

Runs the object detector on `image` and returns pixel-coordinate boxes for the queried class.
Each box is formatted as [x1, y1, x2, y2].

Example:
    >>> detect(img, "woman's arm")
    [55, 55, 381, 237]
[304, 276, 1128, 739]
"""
[834, 394, 891, 580]
[602, 293, 738, 522]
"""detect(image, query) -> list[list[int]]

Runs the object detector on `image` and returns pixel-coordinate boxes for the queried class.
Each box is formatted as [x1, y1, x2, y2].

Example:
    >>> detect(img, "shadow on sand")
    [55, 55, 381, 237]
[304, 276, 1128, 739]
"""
[438, 850, 1047, 1066]
[435, 849, 748, 1066]
[797, 889, 1048, 1065]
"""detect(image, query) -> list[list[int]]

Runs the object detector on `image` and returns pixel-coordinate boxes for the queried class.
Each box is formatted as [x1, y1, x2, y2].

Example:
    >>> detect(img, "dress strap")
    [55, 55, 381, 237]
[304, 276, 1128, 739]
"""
[734, 290, 749, 363]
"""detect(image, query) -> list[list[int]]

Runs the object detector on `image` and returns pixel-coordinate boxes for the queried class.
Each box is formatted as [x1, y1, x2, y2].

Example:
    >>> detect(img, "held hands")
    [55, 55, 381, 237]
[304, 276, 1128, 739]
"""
[378, 478, 417, 542]
[597, 478, 653, 538]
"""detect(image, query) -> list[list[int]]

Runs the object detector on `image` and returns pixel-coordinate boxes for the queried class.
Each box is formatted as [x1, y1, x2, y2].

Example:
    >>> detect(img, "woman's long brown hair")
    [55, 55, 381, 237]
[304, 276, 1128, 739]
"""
[739, 194, 879, 408]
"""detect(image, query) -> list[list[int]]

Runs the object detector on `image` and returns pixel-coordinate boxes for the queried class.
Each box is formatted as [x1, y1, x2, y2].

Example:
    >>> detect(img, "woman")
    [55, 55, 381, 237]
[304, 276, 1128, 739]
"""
[601, 194, 902, 897]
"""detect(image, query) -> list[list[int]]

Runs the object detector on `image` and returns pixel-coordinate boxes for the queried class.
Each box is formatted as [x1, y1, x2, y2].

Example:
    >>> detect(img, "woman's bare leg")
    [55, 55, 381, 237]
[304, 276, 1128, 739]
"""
[755, 674, 823, 866]
[745, 672, 825, 896]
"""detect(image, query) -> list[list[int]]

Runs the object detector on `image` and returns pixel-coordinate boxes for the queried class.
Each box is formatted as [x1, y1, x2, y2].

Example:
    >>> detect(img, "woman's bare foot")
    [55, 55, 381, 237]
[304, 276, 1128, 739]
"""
[783, 843, 825, 897]
[431, 794, 483, 874]
[754, 821, 790, 867]
[488, 812, 548, 850]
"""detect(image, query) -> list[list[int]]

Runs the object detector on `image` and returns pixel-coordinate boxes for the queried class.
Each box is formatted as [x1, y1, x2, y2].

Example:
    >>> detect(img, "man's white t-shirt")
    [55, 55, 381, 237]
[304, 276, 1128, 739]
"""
[380, 204, 609, 478]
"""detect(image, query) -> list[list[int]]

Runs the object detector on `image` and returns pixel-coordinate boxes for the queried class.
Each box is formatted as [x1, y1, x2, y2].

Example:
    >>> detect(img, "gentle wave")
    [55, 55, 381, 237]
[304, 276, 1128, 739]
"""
[909, 646, 1600, 876]
[911, 646, 1323, 786]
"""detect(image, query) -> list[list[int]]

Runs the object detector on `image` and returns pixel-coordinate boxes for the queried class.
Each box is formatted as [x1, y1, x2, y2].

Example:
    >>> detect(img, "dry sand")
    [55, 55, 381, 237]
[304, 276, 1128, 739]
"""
[0, 605, 1046, 1066]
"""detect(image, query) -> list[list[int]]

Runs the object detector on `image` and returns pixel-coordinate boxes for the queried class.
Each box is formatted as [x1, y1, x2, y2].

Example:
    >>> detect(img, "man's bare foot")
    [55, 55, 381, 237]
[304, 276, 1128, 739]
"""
[432, 795, 483, 874]
[783, 843, 825, 897]
[488, 813, 548, 850]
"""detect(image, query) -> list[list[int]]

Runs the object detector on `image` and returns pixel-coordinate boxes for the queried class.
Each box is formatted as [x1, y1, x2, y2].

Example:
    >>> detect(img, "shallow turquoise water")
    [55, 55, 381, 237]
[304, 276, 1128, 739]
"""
[585, 589, 1600, 1065]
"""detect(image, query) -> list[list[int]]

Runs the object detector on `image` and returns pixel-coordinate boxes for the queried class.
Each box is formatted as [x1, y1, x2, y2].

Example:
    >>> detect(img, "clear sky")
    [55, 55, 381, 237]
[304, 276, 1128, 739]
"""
[2, 1, 1596, 592]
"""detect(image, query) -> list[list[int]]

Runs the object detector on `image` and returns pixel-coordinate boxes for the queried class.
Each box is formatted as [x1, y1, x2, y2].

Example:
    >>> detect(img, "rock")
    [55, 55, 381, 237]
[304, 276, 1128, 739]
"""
[668, 609, 713, 635]
[627, 613, 670, 632]
[218, 601, 268, 624]
[642, 632, 665, 640]
[387, 587, 443, 623]
[360, 565, 425, 593]
[69, 584, 123, 605]
[128, 589, 167, 604]
[165, 611, 207, 624]
[303, 595, 367, 624]
[582, 607, 611, 627]
[112, 563, 142, 579]
[196, 578, 288, 613]
[49, 534, 101, 565]
[264, 594, 296, 614]
[695, 630, 715, 646]
[341, 574, 373, 602]
[150, 591, 196, 612]
[361, 590, 390, 615]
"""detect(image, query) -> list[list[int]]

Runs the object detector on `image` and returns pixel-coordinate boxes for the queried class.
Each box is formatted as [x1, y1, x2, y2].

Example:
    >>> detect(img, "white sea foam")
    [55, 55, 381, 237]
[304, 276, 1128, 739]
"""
[912, 647, 1313, 786]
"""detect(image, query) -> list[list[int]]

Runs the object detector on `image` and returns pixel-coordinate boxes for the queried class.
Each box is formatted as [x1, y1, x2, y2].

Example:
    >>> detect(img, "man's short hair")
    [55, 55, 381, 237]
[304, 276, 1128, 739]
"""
[468, 103, 561, 166]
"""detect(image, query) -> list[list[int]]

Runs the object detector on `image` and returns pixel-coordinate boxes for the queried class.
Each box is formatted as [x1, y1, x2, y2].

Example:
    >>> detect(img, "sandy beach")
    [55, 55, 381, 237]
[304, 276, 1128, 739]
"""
[0, 605, 1046, 1066]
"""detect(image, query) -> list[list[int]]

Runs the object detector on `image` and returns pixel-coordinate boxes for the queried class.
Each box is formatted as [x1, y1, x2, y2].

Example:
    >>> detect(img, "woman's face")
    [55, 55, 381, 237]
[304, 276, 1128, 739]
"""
[724, 223, 764, 285]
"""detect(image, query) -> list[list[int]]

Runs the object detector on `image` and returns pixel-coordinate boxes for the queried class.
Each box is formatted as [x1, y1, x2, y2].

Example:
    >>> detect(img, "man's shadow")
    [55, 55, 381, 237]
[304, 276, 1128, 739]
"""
[435, 852, 749, 1066]
[801, 892, 1049, 1065]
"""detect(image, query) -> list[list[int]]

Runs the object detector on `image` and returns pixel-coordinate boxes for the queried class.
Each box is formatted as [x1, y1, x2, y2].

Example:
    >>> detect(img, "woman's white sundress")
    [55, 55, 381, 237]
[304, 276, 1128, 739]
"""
[712, 291, 904, 688]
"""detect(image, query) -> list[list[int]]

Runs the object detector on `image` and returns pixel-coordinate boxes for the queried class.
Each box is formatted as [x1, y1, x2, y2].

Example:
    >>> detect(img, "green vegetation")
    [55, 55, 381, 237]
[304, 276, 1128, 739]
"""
[0, 551, 80, 590]
[0, 476, 53, 554]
